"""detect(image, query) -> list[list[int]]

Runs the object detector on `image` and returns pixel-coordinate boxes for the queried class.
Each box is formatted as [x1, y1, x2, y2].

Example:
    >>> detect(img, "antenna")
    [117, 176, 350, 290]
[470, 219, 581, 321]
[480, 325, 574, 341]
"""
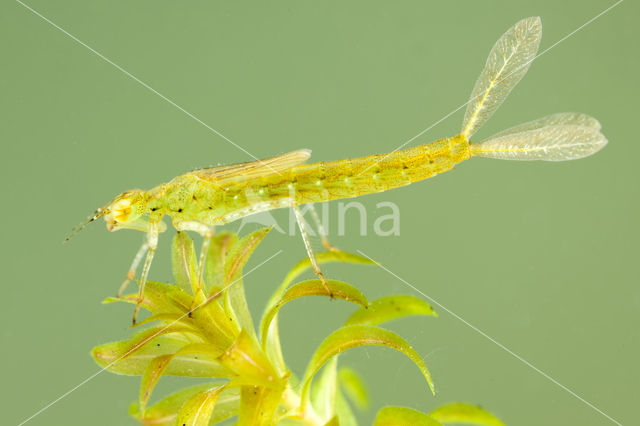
[63, 207, 107, 243]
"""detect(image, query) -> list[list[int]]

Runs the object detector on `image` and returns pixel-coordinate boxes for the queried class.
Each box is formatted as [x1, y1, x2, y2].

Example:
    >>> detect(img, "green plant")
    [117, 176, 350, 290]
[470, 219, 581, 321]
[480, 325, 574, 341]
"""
[92, 227, 504, 425]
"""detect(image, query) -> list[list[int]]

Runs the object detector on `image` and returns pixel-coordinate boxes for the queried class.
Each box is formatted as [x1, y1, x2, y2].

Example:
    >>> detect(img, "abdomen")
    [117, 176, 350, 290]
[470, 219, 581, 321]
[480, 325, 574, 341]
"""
[287, 135, 471, 204]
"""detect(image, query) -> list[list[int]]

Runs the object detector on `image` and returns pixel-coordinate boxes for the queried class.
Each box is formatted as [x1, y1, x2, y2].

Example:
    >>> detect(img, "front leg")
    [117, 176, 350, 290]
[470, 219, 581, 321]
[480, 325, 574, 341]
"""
[132, 217, 161, 324]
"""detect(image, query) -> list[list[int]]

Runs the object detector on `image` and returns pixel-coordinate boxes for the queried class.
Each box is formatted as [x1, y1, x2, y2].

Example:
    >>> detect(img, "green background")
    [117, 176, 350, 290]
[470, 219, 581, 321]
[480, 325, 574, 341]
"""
[2, 1, 638, 425]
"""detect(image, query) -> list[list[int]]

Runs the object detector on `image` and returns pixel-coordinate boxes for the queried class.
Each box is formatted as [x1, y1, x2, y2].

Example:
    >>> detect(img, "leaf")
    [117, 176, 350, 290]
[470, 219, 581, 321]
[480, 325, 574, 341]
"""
[103, 281, 193, 316]
[263, 313, 287, 377]
[429, 403, 505, 426]
[130, 313, 195, 330]
[338, 367, 369, 410]
[374, 406, 442, 426]
[324, 416, 340, 426]
[300, 325, 435, 409]
[172, 231, 199, 294]
[175, 384, 227, 426]
[237, 385, 286, 426]
[311, 357, 338, 422]
[335, 386, 358, 426]
[139, 354, 173, 414]
[345, 295, 437, 327]
[224, 227, 271, 284]
[205, 232, 238, 291]
[220, 227, 271, 341]
[138, 344, 224, 413]
[130, 382, 236, 426]
[266, 251, 375, 311]
[217, 329, 280, 388]
[261, 280, 368, 354]
[92, 334, 230, 377]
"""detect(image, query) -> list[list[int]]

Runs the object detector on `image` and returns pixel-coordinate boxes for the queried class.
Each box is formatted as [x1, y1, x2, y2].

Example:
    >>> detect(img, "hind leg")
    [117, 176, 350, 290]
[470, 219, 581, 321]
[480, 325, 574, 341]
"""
[292, 203, 334, 297]
[308, 203, 340, 252]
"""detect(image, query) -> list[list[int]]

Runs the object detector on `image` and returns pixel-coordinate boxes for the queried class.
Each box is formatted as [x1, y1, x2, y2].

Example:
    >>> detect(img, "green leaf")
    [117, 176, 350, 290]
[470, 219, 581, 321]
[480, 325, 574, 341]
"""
[429, 403, 505, 426]
[172, 231, 199, 294]
[335, 386, 358, 426]
[206, 232, 238, 291]
[266, 251, 375, 311]
[237, 385, 286, 426]
[130, 382, 237, 426]
[338, 367, 369, 410]
[260, 280, 368, 353]
[311, 357, 338, 421]
[103, 281, 193, 316]
[374, 406, 442, 426]
[217, 329, 280, 388]
[324, 416, 340, 426]
[175, 384, 227, 426]
[345, 295, 437, 327]
[224, 227, 271, 284]
[220, 227, 271, 341]
[92, 334, 230, 377]
[138, 343, 224, 413]
[300, 325, 435, 410]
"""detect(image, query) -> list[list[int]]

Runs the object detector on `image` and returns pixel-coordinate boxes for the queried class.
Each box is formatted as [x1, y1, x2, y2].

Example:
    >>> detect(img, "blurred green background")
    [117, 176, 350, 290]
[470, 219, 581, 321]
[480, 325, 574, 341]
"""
[2, 1, 638, 425]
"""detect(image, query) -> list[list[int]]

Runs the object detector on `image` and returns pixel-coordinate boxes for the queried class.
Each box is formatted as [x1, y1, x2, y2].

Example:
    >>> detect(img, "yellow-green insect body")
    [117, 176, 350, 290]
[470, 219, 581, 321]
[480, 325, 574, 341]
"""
[68, 17, 607, 323]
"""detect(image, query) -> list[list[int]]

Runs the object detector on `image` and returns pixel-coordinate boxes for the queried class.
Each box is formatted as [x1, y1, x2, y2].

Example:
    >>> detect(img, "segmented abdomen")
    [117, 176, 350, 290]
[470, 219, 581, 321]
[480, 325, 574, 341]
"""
[286, 135, 471, 204]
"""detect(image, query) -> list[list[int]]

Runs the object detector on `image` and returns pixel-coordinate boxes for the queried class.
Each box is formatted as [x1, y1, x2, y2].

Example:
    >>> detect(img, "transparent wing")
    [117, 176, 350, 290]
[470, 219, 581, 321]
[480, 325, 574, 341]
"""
[470, 125, 607, 161]
[489, 112, 601, 139]
[461, 17, 542, 139]
[190, 149, 311, 183]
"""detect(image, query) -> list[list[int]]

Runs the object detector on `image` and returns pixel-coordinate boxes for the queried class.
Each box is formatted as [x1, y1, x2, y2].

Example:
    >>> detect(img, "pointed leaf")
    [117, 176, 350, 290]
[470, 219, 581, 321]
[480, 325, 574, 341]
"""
[130, 313, 195, 330]
[217, 329, 280, 388]
[338, 367, 369, 410]
[103, 281, 193, 315]
[138, 344, 224, 413]
[264, 313, 287, 377]
[175, 385, 227, 426]
[311, 357, 338, 421]
[300, 325, 434, 408]
[261, 280, 368, 353]
[130, 382, 236, 426]
[346, 295, 437, 327]
[335, 387, 358, 426]
[374, 406, 442, 426]
[172, 231, 199, 294]
[206, 232, 238, 291]
[92, 334, 230, 377]
[224, 227, 271, 284]
[267, 251, 375, 310]
[324, 416, 340, 426]
[237, 385, 286, 426]
[429, 403, 505, 426]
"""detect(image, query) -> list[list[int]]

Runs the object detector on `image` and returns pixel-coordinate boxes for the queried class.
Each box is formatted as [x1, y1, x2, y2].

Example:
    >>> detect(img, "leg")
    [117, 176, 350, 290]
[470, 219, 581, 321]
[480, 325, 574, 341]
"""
[132, 218, 160, 324]
[292, 203, 334, 297]
[117, 239, 149, 297]
[308, 204, 340, 252]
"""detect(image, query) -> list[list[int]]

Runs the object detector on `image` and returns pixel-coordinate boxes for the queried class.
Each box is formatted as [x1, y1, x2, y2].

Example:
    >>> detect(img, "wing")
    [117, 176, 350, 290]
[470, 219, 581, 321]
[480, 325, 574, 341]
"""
[190, 149, 312, 184]
[488, 112, 601, 139]
[470, 124, 607, 161]
[461, 17, 542, 139]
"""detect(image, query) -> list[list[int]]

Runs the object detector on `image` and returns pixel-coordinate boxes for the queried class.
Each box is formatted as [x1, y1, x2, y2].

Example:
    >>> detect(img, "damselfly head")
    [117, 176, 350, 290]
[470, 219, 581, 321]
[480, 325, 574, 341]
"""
[103, 190, 146, 231]
[64, 189, 146, 242]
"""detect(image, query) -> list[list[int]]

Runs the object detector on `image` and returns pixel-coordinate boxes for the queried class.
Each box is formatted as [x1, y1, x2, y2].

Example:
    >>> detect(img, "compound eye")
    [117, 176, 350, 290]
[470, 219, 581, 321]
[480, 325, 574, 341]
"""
[111, 199, 132, 223]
